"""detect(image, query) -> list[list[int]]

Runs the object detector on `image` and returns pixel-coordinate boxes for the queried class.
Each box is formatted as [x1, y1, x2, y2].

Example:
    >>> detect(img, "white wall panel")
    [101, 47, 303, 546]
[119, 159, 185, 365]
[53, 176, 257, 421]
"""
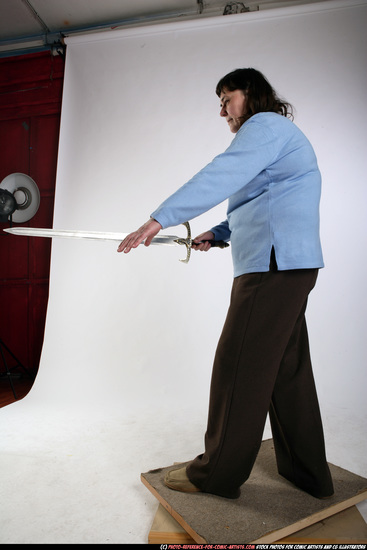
[44, 0, 367, 464]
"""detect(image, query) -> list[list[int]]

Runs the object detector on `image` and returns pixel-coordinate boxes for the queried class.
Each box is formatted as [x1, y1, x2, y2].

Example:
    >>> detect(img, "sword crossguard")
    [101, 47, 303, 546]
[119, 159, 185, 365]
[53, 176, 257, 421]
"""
[174, 221, 192, 263]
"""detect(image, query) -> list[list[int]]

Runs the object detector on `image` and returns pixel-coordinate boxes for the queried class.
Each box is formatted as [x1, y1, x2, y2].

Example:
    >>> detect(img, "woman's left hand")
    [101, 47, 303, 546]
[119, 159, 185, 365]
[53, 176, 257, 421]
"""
[192, 231, 215, 252]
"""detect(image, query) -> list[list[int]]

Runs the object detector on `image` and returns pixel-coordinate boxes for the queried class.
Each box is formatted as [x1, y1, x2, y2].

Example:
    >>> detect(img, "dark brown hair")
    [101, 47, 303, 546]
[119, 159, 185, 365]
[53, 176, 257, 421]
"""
[216, 68, 293, 122]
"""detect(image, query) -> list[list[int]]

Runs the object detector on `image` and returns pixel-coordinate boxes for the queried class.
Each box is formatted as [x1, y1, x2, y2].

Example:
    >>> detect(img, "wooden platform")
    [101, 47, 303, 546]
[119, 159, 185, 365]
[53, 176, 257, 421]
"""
[149, 503, 367, 544]
[141, 439, 367, 544]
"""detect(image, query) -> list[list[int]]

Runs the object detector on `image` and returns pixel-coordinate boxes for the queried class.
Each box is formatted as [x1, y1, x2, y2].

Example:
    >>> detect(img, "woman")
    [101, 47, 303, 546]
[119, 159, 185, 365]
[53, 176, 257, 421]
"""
[118, 68, 334, 500]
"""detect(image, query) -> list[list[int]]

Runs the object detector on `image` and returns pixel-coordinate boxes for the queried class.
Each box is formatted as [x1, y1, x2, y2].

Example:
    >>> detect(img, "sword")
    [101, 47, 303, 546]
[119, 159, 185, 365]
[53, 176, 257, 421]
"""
[3, 222, 229, 264]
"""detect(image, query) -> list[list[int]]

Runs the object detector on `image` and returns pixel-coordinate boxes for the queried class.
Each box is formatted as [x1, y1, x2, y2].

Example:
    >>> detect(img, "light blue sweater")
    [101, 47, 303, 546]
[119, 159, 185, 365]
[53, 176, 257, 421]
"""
[151, 112, 324, 277]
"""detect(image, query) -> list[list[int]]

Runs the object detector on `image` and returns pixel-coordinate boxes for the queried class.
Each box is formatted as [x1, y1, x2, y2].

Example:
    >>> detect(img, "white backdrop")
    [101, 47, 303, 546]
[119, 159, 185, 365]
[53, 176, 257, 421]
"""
[1, 0, 366, 543]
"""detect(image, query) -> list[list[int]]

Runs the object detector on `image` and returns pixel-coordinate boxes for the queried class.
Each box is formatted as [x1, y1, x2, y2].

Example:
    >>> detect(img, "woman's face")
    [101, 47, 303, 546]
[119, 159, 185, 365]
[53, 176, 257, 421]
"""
[219, 88, 247, 133]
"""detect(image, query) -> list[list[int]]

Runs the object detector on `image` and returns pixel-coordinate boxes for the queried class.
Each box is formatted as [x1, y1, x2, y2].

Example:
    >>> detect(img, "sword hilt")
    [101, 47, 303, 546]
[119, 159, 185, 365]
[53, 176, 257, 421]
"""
[174, 222, 192, 263]
[174, 222, 229, 263]
[195, 240, 229, 249]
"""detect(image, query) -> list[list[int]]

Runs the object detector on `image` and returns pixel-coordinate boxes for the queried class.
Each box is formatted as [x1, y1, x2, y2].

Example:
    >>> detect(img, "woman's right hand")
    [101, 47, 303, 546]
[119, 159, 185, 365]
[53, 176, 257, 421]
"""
[192, 231, 215, 252]
[117, 218, 162, 254]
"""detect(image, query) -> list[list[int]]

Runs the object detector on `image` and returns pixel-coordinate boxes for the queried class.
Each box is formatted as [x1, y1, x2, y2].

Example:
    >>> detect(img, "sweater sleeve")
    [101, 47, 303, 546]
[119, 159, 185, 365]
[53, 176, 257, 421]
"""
[151, 119, 278, 229]
[210, 220, 231, 242]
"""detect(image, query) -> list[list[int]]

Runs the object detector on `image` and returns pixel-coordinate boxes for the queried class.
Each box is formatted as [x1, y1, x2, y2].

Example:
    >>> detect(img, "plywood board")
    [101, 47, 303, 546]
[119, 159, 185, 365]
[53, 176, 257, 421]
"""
[141, 439, 367, 544]
[148, 504, 367, 544]
[149, 504, 197, 544]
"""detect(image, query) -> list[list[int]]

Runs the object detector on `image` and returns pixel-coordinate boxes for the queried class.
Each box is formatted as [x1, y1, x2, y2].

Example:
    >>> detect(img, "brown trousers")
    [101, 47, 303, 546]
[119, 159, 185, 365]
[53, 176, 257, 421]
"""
[187, 258, 334, 499]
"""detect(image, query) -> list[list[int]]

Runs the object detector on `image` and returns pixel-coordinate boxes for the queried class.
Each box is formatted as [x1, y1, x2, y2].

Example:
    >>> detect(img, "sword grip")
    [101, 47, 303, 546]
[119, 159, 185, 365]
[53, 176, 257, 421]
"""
[208, 240, 229, 249]
[194, 240, 229, 249]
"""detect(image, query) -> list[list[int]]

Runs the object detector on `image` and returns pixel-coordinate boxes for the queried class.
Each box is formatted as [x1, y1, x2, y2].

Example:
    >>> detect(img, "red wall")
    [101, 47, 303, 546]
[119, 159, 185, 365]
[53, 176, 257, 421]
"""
[0, 51, 65, 374]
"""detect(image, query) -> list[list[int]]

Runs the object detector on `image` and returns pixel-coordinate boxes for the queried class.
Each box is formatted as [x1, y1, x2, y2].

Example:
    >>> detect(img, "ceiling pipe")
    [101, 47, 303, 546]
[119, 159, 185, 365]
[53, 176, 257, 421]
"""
[0, 2, 218, 58]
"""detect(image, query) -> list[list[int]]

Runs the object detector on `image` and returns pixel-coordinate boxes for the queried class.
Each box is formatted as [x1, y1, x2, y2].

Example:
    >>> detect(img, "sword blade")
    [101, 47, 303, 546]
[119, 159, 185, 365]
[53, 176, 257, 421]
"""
[3, 227, 179, 246]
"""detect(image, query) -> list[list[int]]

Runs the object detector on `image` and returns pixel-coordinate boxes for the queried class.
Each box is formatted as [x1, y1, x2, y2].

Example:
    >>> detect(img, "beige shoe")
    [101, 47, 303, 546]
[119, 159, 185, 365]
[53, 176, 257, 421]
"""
[164, 466, 201, 494]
